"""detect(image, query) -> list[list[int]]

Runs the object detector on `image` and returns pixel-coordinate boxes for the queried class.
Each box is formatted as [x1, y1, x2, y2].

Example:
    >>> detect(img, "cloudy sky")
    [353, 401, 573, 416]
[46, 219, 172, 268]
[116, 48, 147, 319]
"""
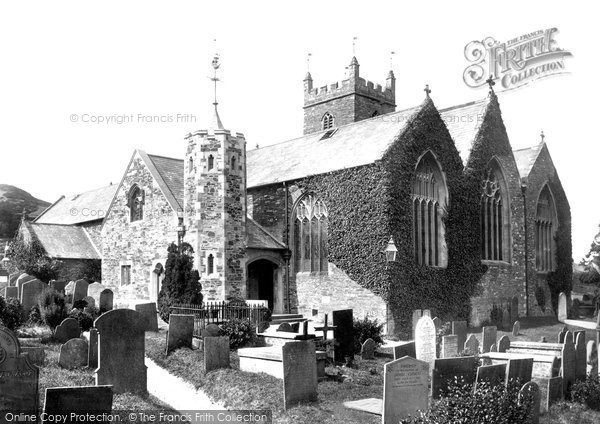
[0, 1, 596, 260]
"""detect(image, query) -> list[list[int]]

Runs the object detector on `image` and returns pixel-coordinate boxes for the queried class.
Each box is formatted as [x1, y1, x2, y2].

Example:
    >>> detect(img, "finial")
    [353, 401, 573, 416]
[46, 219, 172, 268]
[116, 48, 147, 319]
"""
[390, 51, 395, 69]
[306, 52, 312, 73]
[486, 76, 496, 92]
[352, 36, 358, 56]
[210, 38, 221, 107]
[540, 130, 545, 142]
[424, 84, 431, 97]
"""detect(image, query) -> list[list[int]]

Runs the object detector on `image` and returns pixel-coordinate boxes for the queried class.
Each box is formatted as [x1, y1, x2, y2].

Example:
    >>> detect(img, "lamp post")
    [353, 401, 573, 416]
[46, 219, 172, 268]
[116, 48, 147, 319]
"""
[384, 236, 398, 262]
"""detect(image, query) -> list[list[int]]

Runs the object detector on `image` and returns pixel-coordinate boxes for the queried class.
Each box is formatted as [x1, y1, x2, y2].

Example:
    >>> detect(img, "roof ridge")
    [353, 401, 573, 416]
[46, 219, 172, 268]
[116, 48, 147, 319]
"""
[146, 153, 184, 162]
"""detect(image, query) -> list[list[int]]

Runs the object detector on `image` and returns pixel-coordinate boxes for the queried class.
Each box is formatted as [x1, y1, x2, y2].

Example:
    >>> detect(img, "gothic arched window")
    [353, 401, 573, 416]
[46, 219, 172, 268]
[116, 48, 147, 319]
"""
[412, 152, 448, 267]
[536, 185, 557, 272]
[189, 156, 194, 173]
[293, 194, 328, 273]
[231, 155, 236, 171]
[128, 185, 144, 222]
[480, 161, 511, 262]
[208, 155, 214, 171]
[207, 254, 214, 275]
[321, 112, 334, 130]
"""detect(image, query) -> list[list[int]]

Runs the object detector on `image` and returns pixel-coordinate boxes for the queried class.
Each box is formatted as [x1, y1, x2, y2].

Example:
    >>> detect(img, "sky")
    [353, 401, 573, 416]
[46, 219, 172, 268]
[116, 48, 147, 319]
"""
[0, 1, 596, 260]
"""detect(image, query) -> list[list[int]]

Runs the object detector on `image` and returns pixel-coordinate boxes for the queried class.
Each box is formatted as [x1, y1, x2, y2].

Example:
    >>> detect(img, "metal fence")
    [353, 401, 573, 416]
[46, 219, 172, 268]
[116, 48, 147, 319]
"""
[170, 301, 269, 337]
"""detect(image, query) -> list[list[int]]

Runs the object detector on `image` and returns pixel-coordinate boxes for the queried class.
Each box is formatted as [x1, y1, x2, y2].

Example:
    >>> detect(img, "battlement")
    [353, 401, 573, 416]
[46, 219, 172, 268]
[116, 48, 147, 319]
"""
[305, 77, 395, 106]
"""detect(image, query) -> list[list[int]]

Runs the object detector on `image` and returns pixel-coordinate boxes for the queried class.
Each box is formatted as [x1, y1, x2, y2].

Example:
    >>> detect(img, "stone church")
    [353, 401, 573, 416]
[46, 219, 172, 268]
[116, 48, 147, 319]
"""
[24, 55, 571, 333]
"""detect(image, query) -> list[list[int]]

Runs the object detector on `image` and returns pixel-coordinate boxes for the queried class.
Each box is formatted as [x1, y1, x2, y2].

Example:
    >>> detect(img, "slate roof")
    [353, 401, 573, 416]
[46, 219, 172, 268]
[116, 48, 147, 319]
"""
[146, 153, 184, 209]
[513, 143, 545, 181]
[247, 218, 286, 249]
[34, 185, 119, 225]
[439, 99, 488, 165]
[23, 221, 100, 260]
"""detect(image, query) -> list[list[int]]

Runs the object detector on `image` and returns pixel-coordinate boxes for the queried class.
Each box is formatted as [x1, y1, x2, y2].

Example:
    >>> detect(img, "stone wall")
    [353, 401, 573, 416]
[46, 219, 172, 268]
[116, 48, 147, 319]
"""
[101, 152, 178, 305]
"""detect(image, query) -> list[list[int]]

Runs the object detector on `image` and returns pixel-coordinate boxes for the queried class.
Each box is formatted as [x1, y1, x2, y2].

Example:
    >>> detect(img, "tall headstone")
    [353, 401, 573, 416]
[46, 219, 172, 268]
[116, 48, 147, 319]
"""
[382, 356, 429, 424]
[49, 280, 67, 294]
[411, 310, 422, 339]
[497, 335, 511, 353]
[54, 318, 81, 343]
[87, 328, 99, 369]
[431, 356, 477, 399]
[20, 278, 45, 315]
[135, 302, 159, 332]
[73, 279, 89, 303]
[8, 272, 20, 286]
[475, 363, 506, 389]
[94, 309, 147, 394]
[3, 286, 18, 299]
[464, 334, 479, 356]
[282, 340, 318, 410]
[332, 309, 353, 363]
[506, 358, 533, 386]
[87, 282, 103, 302]
[64, 281, 75, 300]
[519, 381, 541, 424]
[557, 328, 567, 344]
[451, 321, 467, 354]
[59, 338, 89, 369]
[432, 317, 442, 332]
[561, 336, 576, 398]
[587, 340, 598, 377]
[512, 320, 520, 337]
[510, 296, 519, 323]
[43, 386, 113, 418]
[99, 289, 114, 312]
[557, 292, 567, 322]
[441, 335, 458, 359]
[415, 316, 436, 364]
[361, 338, 376, 360]
[0, 327, 39, 414]
[16, 273, 36, 298]
[204, 336, 230, 373]
[543, 377, 563, 413]
[481, 326, 497, 354]
[166, 314, 194, 355]
[572, 299, 580, 319]
[574, 332, 587, 381]
[393, 341, 416, 360]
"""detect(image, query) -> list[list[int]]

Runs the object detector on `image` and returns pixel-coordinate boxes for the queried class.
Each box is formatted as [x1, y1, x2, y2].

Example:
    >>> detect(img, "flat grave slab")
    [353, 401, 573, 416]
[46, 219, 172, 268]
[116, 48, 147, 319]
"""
[343, 398, 382, 416]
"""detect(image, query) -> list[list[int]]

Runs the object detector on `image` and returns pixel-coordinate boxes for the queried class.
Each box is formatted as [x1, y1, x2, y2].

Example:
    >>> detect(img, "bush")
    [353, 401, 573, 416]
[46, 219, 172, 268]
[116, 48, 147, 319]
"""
[68, 307, 99, 332]
[353, 316, 384, 354]
[27, 305, 43, 325]
[572, 375, 600, 410]
[38, 289, 68, 329]
[220, 318, 256, 349]
[435, 321, 452, 357]
[400, 379, 532, 424]
[0, 296, 24, 331]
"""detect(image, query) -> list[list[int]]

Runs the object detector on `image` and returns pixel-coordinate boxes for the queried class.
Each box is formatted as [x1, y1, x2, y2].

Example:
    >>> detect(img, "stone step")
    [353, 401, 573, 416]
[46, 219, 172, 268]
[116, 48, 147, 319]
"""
[271, 317, 308, 324]
[271, 314, 303, 320]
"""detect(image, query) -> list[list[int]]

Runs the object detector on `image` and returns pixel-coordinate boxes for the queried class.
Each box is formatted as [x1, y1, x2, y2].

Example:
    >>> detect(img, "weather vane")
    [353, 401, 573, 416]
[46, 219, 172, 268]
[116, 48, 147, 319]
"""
[210, 38, 221, 106]
[352, 37, 358, 56]
[307, 52, 312, 72]
[390, 51, 395, 69]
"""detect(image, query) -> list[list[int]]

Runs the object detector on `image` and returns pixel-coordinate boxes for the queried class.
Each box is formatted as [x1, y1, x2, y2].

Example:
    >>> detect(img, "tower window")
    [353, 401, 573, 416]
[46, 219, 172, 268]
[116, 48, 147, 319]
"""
[293, 194, 328, 273]
[412, 152, 448, 268]
[189, 156, 194, 173]
[231, 155, 236, 171]
[207, 254, 214, 275]
[321, 112, 335, 130]
[536, 185, 557, 272]
[208, 155, 214, 171]
[127, 185, 144, 222]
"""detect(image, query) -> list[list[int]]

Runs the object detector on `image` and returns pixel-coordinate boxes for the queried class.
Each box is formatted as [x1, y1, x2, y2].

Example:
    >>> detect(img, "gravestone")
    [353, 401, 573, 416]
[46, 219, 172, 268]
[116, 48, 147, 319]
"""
[431, 356, 477, 398]
[43, 386, 113, 418]
[282, 340, 318, 410]
[87, 282, 103, 302]
[83, 296, 95, 308]
[415, 316, 436, 364]
[564, 331, 573, 345]
[383, 356, 429, 424]
[361, 338, 376, 360]
[510, 296, 519, 323]
[502, 309, 511, 330]
[543, 377, 563, 413]
[16, 273, 36, 298]
[587, 340, 598, 377]
[20, 278, 46, 315]
[0, 327, 39, 414]
[441, 335, 458, 358]
[490, 343, 498, 352]
[561, 336, 576, 398]
[49, 280, 67, 294]
[21, 346, 46, 366]
[202, 323, 222, 338]
[411, 309, 431, 339]
[64, 281, 75, 300]
[432, 317, 442, 331]
[519, 381, 541, 424]
[512, 320, 520, 337]
[277, 323, 294, 333]
[481, 326, 497, 354]
[8, 272, 20, 286]
[94, 309, 147, 394]
[73, 279, 89, 303]
[135, 302, 159, 332]
[476, 363, 506, 389]
[497, 335, 511, 353]
[574, 332, 587, 381]
[506, 358, 533, 386]
[572, 299, 580, 319]
[54, 318, 81, 343]
[166, 314, 194, 355]
[332, 309, 353, 363]
[393, 341, 416, 360]
[3, 286, 18, 299]
[558, 328, 567, 344]
[87, 328, 99, 369]
[99, 289, 114, 311]
[557, 292, 567, 322]
[204, 336, 230, 373]
[59, 338, 89, 369]
[464, 334, 479, 355]
[451, 321, 467, 354]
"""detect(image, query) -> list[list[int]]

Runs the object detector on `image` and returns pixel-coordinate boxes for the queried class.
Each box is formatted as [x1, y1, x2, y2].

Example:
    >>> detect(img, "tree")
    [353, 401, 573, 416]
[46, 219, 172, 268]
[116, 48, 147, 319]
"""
[157, 242, 203, 322]
[6, 236, 61, 282]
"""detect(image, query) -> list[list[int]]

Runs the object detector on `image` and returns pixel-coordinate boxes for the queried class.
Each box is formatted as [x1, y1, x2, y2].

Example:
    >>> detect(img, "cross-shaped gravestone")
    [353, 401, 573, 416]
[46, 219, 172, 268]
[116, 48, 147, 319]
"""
[314, 313, 336, 341]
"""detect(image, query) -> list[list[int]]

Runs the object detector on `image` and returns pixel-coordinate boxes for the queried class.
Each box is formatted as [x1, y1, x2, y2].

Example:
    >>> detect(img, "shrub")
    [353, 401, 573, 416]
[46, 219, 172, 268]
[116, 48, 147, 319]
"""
[68, 307, 99, 332]
[400, 379, 531, 424]
[353, 316, 384, 354]
[157, 243, 203, 323]
[72, 299, 88, 310]
[489, 304, 503, 328]
[38, 289, 68, 329]
[572, 375, 600, 410]
[0, 297, 24, 331]
[220, 318, 256, 349]
[27, 305, 43, 325]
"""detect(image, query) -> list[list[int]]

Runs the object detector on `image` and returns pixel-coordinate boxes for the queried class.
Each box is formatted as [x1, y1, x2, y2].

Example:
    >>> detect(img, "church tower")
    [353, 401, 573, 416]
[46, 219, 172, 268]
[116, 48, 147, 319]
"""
[303, 56, 396, 135]
[183, 52, 247, 302]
